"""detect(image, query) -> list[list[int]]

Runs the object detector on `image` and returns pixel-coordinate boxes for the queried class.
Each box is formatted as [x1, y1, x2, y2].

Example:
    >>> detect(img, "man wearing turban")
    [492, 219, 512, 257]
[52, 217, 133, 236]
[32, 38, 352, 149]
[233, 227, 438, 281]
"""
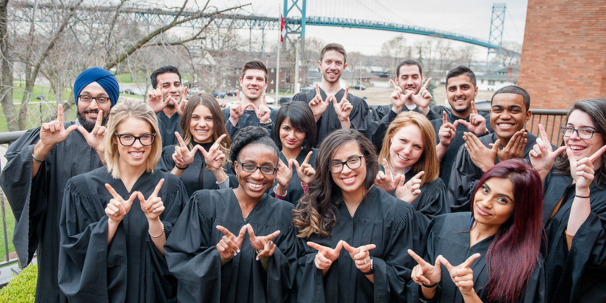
[0, 67, 119, 303]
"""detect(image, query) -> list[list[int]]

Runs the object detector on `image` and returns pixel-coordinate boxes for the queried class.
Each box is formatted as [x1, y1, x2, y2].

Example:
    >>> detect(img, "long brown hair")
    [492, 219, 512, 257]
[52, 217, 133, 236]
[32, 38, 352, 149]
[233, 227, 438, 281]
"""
[292, 129, 378, 238]
[179, 93, 231, 167]
[378, 111, 439, 184]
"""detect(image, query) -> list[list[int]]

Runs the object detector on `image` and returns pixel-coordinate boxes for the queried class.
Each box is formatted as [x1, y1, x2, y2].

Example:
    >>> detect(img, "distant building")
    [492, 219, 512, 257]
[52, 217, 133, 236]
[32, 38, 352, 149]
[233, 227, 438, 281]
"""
[476, 67, 518, 91]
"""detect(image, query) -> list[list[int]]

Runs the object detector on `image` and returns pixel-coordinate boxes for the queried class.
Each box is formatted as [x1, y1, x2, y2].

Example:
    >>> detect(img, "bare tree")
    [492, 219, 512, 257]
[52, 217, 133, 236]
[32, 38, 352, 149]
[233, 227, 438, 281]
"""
[0, 0, 18, 131]
[378, 35, 411, 78]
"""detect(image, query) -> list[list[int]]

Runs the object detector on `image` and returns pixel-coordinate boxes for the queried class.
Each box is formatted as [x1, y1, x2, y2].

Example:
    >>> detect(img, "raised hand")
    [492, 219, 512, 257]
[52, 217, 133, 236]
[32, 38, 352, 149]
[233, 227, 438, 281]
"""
[249, 95, 271, 123]
[78, 109, 107, 153]
[408, 249, 442, 286]
[40, 104, 79, 148]
[228, 91, 254, 126]
[569, 145, 606, 190]
[529, 124, 566, 179]
[439, 254, 481, 296]
[293, 151, 316, 185]
[216, 224, 248, 259]
[332, 88, 353, 122]
[104, 184, 139, 223]
[343, 242, 376, 273]
[308, 240, 344, 270]
[174, 132, 198, 168]
[247, 225, 281, 260]
[464, 132, 498, 172]
[374, 159, 403, 193]
[176, 87, 188, 117]
[457, 101, 486, 136]
[411, 78, 432, 114]
[438, 111, 459, 147]
[495, 129, 527, 162]
[275, 158, 293, 191]
[395, 171, 424, 203]
[309, 84, 329, 121]
[199, 134, 227, 171]
[147, 88, 167, 114]
[140, 179, 165, 221]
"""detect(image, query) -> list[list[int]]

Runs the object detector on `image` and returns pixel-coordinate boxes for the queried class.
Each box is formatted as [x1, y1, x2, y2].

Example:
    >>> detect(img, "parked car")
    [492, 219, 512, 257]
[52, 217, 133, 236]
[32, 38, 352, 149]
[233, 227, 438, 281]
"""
[278, 97, 293, 105]
[226, 89, 238, 96]
[353, 85, 366, 90]
[123, 88, 144, 96]
[264, 96, 275, 104]
[216, 99, 227, 108]
[213, 90, 226, 98]
[300, 85, 314, 92]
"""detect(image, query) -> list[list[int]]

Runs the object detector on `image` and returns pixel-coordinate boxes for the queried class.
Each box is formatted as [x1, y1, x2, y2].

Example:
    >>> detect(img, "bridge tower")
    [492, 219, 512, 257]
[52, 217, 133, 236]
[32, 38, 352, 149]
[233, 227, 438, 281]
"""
[283, 0, 306, 45]
[486, 3, 506, 71]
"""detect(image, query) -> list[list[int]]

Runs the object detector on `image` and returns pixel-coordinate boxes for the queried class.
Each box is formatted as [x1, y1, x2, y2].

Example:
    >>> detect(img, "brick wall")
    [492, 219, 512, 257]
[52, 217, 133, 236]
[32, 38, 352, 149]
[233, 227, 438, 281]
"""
[518, 0, 606, 110]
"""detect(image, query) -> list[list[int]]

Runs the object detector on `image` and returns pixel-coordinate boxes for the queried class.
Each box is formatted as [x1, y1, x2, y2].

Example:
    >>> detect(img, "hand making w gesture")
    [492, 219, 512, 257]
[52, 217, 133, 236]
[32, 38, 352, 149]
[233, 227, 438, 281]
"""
[247, 225, 281, 260]
[408, 249, 442, 287]
[40, 104, 79, 148]
[529, 124, 566, 180]
[438, 111, 459, 147]
[228, 91, 255, 126]
[389, 79, 415, 114]
[438, 254, 481, 297]
[77, 109, 107, 155]
[375, 159, 403, 193]
[274, 158, 293, 195]
[308, 240, 344, 271]
[216, 224, 248, 259]
[332, 88, 353, 123]
[139, 179, 165, 221]
[410, 78, 432, 115]
[248, 95, 271, 124]
[464, 132, 499, 172]
[104, 184, 139, 223]
[395, 171, 424, 203]
[293, 151, 316, 185]
[343, 242, 376, 274]
[568, 145, 606, 190]
[309, 84, 329, 121]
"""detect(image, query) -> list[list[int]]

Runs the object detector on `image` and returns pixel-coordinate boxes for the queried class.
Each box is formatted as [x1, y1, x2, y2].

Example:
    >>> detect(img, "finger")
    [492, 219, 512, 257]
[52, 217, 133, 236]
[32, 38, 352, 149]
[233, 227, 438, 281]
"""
[214, 134, 227, 148]
[407, 249, 429, 266]
[566, 147, 577, 166]
[341, 88, 349, 103]
[315, 84, 322, 100]
[382, 158, 392, 181]
[176, 132, 187, 149]
[95, 109, 103, 127]
[265, 230, 281, 241]
[452, 120, 460, 130]
[77, 125, 89, 137]
[262, 94, 267, 106]
[471, 101, 478, 115]
[236, 225, 248, 247]
[412, 171, 425, 181]
[126, 191, 139, 208]
[442, 111, 447, 125]
[342, 241, 354, 253]
[462, 253, 481, 268]
[334, 240, 344, 254]
[105, 183, 121, 200]
[307, 241, 325, 252]
[589, 145, 606, 162]
[301, 151, 313, 166]
[138, 191, 147, 210]
[553, 146, 566, 158]
[57, 104, 64, 124]
[150, 178, 164, 199]
[236, 90, 240, 102]
[422, 78, 432, 91]
[403, 90, 414, 100]
[360, 244, 376, 252]
[437, 255, 454, 272]
[247, 224, 256, 241]
[390, 79, 398, 90]
[492, 139, 501, 152]
[216, 225, 235, 238]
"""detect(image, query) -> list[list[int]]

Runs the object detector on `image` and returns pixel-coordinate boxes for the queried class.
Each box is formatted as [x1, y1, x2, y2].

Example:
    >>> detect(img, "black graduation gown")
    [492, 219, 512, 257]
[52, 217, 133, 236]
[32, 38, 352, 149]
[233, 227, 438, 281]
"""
[58, 168, 188, 303]
[296, 186, 424, 303]
[407, 212, 545, 303]
[269, 149, 318, 205]
[431, 110, 493, 188]
[164, 189, 297, 303]
[0, 122, 103, 303]
[292, 88, 370, 147]
[378, 165, 449, 223]
[542, 172, 606, 303]
[157, 111, 182, 148]
[447, 132, 538, 212]
[371, 105, 439, 153]
[222, 107, 279, 144]
[157, 144, 239, 197]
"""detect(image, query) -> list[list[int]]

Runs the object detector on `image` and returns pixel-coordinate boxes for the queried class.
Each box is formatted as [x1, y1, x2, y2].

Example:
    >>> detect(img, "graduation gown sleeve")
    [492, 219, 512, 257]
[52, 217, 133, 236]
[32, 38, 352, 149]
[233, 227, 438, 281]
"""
[222, 107, 279, 144]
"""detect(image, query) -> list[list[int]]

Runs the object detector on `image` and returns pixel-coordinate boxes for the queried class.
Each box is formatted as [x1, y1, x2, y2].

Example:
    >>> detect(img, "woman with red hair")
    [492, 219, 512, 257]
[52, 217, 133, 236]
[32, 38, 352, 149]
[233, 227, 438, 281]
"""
[407, 159, 545, 303]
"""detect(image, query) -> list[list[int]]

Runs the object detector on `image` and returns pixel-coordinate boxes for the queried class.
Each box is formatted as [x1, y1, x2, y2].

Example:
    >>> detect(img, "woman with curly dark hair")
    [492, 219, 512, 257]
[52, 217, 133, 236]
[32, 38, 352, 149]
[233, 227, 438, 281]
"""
[529, 98, 606, 303]
[164, 126, 297, 303]
[292, 128, 423, 303]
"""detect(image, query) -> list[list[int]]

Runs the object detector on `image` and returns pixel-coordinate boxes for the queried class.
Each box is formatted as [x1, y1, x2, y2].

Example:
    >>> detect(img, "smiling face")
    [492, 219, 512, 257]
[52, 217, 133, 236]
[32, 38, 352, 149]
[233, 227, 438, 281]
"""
[396, 64, 424, 96]
[155, 72, 183, 108]
[234, 144, 278, 200]
[239, 69, 267, 101]
[490, 93, 531, 142]
[330, 141, 367, 197]
[389, 124, 424, 173]
[446, 74, 478, 117]
[319, 50, 347, 84]
[279, 117, 306, 152]
[473, 177, 515, 228]
[565, 109, 605, 168]
[115, 117, 154, 170]
[77, 83, 112, 126]
[189, 104, 214, 144]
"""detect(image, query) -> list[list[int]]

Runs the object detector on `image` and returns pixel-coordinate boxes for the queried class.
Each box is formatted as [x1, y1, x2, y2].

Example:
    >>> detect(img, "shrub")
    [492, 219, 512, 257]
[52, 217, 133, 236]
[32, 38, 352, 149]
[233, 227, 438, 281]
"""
[0, 264, 37, 302]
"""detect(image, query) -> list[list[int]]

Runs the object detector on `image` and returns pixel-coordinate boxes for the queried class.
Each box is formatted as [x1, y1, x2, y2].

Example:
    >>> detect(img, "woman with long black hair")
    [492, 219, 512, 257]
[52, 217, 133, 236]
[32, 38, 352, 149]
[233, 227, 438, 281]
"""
[293, 129, 423, 303]
[407, 159, 545, 303]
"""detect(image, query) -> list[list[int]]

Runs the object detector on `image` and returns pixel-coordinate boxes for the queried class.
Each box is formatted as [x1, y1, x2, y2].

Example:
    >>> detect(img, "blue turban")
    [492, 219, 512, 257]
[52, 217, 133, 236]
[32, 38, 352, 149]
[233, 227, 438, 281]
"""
[74, 67, 119, 106]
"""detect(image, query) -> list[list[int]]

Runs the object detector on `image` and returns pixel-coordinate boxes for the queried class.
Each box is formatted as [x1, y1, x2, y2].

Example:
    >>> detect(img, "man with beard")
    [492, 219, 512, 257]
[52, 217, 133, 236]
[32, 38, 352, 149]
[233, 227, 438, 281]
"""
[147, 65, 187, 147]
[372, 60, 437, 151]
[431, 66, 492, 187]
[292, 43, 368, 147]
[447, 85, 539, 212]
[222, 60, 277, 141]
[0, 67, 118, 303]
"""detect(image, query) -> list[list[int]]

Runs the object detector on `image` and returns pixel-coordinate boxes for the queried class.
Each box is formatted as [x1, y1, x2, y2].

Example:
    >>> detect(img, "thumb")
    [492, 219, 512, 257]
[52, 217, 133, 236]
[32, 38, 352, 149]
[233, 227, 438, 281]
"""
[492, 139, 501, 152]
[342, 241, 354, 252]
[554, 146, 566, 157]
[334, 240, 344, 254]
[292, 160, 301, 172]
[77, 125, 89, 136]
[437, 255, 454, 272]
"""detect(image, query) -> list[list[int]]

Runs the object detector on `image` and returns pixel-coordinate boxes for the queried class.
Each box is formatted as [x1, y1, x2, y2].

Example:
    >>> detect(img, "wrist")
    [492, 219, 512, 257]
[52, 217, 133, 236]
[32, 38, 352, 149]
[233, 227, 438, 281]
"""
[575, 188, 590, 197]
[229, 117, 239, 126]
[275, 184, 288, 196]
[392, 105, 403, 114]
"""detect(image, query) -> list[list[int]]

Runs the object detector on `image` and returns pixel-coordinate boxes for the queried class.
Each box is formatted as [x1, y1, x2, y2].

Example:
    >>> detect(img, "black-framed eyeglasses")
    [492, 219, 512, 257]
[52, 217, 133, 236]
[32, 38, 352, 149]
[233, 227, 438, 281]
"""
[237, 160, 278, 175]
[329, 155, 363, 174]
[114, 132, 156, 146]
[78, 95, 111, 104]
[560, 126, 598, 139]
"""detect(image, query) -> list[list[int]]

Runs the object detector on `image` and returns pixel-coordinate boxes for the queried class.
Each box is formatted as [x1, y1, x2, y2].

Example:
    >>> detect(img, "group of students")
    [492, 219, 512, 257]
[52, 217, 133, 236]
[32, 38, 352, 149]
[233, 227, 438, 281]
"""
[0, 42, 604, 303]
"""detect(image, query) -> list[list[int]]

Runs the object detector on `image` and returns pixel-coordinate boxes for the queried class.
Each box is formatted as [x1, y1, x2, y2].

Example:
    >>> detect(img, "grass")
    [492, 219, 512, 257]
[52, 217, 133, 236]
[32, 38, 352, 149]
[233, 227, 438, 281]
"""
[0, 202, 15, 263]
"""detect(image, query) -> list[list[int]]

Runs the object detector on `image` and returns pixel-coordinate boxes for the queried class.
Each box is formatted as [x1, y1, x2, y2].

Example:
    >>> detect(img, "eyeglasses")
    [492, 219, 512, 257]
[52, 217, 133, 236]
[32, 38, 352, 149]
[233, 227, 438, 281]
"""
[237, 160, 278, 175]
[79, 95, 110, 104]
[560, 126, 598, 139]
[329, 155, 363, 174]
[114, 132, 156, 146]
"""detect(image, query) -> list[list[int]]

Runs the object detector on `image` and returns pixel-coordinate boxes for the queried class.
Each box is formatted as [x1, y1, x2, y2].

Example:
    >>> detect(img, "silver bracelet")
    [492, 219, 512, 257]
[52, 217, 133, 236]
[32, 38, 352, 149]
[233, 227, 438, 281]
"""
[149, 229, 165, 238]
[32, 153, 44, 162]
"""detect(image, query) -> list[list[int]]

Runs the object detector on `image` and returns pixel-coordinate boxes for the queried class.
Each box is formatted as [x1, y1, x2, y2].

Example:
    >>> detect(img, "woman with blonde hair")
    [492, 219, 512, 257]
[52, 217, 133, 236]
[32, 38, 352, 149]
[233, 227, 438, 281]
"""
[158, 93, 236, 196]
[375, 111, 448, 220]
[59, 99, 188, 302]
